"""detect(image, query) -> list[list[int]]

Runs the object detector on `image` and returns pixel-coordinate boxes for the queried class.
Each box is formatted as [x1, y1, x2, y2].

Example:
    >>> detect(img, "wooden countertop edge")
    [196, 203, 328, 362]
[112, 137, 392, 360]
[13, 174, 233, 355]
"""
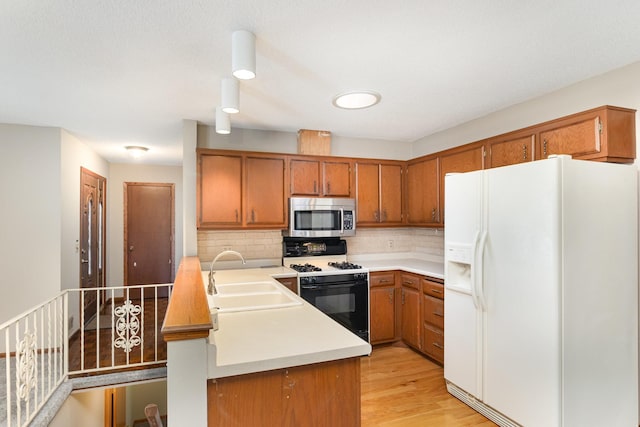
[162, 256, 212, 342]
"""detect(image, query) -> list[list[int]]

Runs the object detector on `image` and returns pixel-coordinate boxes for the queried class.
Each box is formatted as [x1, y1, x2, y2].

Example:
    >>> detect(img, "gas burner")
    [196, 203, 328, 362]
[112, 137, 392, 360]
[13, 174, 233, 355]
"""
[328, 261, 363, 270]
[289, 263, 323, 273]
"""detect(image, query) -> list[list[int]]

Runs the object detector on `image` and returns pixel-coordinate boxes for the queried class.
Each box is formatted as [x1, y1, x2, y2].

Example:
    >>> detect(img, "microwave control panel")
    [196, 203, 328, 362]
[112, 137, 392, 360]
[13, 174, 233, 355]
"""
[343, 211, 354, 230]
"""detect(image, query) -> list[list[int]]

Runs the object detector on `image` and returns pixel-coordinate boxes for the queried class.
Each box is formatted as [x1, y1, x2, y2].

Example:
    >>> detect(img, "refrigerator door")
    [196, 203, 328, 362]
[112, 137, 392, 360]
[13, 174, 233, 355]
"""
[482, 158, 562, 425]
[444, 170, 483, 399]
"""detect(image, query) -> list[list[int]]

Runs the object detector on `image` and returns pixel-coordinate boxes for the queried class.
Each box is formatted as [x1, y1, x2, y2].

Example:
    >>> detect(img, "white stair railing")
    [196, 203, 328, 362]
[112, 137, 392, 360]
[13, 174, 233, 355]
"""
[0, 283, 172, 427]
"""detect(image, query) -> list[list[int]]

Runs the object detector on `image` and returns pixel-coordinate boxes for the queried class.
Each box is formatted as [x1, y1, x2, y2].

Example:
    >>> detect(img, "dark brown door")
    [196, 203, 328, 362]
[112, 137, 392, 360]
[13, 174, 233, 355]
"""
[80, 168, 107, 323]
[124, 183, 174, 296]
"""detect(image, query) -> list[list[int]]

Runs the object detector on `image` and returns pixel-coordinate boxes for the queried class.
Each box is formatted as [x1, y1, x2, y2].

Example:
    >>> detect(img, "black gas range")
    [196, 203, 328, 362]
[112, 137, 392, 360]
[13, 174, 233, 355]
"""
[283, 237, 369, 342]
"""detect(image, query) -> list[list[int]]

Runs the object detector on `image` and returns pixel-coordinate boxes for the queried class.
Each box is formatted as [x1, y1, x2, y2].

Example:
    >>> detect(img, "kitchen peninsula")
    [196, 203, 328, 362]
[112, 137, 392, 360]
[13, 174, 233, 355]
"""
[162, 257, 371, 427]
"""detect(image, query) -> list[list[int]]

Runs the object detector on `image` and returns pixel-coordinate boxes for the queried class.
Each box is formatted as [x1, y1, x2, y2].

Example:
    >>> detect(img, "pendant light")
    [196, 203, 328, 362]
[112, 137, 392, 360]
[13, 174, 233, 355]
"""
[221, 77, 239, 114]
[215, 107, 231, 134]
[232, 30, 256, 80]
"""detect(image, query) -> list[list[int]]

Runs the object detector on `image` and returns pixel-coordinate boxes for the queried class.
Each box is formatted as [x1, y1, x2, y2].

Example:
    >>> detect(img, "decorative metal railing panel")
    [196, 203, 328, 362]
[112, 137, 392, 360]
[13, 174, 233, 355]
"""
[0, 294, 67, 427]
[1, 283, 172, 427]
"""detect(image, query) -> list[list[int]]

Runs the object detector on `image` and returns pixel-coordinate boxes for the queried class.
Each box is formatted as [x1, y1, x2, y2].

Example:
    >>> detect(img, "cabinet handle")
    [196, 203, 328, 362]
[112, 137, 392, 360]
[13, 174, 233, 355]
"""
[543, 139, 548, 157]
[379, 279, 389, 283]
[388, 288, 393, 304]
[250, 209, 255, 223]
[382, 210, 387, 222]
[327, 182, 331, 194]
[431, 208, 436, 221]
[401, 289, 405, 305]
[235, 209, 238, 222]
[433, 311, 443, 317]
[430, 288, 442, 294]
[433, 342, 444, 349]
[374, 210, 379, 221]
[313, 181, 317, 193]
[522, 144, 527, 160]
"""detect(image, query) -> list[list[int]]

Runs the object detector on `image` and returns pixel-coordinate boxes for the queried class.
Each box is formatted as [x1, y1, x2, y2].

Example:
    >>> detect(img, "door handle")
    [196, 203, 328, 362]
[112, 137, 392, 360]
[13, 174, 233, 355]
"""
[129, 246, 134, 252]
[81, 259, 89, 264]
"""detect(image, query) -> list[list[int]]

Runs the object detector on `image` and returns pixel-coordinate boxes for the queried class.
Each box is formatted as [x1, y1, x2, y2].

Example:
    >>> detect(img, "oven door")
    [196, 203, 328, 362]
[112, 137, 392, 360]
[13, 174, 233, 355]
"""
[300, 278, 369, 342]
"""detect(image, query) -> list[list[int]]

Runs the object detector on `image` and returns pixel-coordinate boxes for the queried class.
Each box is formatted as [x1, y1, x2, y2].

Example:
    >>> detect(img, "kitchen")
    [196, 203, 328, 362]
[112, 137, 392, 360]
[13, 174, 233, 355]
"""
[3, 2, 640, 426]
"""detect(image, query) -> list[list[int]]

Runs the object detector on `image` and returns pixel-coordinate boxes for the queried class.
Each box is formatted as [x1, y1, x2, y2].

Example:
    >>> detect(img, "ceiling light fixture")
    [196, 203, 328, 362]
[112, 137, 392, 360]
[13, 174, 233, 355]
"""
[215, 107, 231, 134]
[333, 91, 381, 109]
[232, 30, 256, 80]
[221, 77, 239, 114]
[125, 146, 148, 159]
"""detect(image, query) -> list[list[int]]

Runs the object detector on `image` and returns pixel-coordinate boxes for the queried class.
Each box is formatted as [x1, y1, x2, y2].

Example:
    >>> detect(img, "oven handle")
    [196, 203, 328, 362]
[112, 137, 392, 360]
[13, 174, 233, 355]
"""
[340, 208, 344, 235]
[300, 282, 364, 290]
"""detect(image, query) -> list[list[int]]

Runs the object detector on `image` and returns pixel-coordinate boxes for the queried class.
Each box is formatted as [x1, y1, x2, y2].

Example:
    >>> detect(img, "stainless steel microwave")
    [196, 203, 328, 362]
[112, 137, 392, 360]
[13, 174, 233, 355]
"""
[288, 197, 356, 237]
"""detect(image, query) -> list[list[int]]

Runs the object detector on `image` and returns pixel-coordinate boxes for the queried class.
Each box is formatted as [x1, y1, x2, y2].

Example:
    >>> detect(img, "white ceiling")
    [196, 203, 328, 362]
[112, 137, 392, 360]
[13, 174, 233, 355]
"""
[2, 0, 640, 165]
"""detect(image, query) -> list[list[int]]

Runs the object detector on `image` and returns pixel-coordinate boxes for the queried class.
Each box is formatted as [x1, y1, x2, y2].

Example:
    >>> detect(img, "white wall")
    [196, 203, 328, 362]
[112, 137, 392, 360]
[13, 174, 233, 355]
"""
[197, 125, 413, 160]
[48, 388, 105, 427]
[0, 124, 62, 323]
[107, 163, 183, 286]
[412, 61, 640, 158]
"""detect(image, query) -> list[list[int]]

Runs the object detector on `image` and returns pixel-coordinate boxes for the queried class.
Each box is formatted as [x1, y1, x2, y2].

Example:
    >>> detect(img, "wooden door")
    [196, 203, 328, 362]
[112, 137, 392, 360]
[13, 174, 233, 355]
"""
[401, 285, 421, 350]
[379, 164, 403, 224]
[124, 183, 174, 293]
[104, 387, 126, 427]
[407, 158, 439, 225]
[355, 162, 380, 224]
[439, 145, 484, 224]
[488, 134, 535, 168]
[370, 286, 395, 344]
[80, 167, 106, 323]
[290, 159, 320, 196]
[198, 154, 242, 227]
[323, 161, 351, 197]
[245, 156, 286, 227]
[538, 115, 601, 159]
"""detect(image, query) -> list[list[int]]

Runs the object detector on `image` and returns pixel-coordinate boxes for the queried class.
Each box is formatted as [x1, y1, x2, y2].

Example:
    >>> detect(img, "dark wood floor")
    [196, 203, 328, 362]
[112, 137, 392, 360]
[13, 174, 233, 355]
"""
[362, 343, 496, 426]
[68, 298, 168, 375]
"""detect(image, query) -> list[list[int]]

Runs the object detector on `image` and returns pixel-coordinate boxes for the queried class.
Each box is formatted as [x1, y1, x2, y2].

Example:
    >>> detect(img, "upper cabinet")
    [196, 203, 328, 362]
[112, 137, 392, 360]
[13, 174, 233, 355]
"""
[355, 161, 403, 226]
[198, 149, 287, 230]
[438, 143, 485, 223]
[289, 157, 352, 197]
[487, 132, 536, 169]
[535, 106, 636, 163]
[406, 157, 440, 226]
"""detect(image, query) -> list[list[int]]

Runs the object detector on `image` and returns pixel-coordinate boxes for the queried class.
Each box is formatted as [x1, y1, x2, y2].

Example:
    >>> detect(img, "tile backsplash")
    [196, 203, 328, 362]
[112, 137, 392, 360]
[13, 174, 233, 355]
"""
[197, 228, 444, 264]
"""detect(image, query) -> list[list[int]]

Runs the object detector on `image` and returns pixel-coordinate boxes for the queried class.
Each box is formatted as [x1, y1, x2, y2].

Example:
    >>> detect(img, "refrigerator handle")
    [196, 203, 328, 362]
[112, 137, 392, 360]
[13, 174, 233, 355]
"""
[470, 230, 481, 309]
[475, 230, 488, 311]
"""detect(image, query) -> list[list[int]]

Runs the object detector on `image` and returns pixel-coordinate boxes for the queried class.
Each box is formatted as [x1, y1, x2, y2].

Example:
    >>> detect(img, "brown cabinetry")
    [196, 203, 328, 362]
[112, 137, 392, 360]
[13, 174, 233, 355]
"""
[406, 156, 440, 226]
[276, 277, 298, 294]
[289, 157, 352, 197]
[369, 271, 396, 344]
[439, 144, 485, 223]
[197, 150, 287, 229]
[355, 161, 403, 226]
[487, 133, 535, 169]
[422, 278, 444, 364]
[536, 105, 636, 163]
[400, 273, 421, 350]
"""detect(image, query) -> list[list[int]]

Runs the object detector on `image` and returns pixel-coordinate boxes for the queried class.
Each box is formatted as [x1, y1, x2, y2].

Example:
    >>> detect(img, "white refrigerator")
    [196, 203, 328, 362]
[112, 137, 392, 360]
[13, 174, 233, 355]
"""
[444, 155, 638, 427]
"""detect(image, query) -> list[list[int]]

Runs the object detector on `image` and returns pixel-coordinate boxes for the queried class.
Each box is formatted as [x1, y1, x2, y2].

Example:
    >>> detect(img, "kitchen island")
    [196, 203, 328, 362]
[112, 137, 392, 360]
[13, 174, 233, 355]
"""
[162, 257, 371, 427]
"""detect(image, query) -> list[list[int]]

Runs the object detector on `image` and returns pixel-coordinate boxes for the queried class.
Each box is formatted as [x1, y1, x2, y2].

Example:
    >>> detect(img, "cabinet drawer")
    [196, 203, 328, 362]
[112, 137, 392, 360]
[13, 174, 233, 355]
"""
[400, 273, 420, 290]
[370, 272, 395, 287]
[423, 324, 444, 363]
[423, 295, 444, 329]
[422, 280, 444, 299]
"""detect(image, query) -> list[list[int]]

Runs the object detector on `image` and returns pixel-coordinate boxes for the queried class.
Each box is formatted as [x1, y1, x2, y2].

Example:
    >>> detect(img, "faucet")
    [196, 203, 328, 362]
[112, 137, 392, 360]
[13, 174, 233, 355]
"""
[208, 250, 247, 295]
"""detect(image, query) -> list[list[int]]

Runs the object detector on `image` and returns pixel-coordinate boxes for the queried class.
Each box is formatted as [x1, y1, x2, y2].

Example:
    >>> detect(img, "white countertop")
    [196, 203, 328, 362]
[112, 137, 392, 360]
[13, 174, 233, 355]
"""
[204, 268, 371, 379]
[349, 253, 444, 279]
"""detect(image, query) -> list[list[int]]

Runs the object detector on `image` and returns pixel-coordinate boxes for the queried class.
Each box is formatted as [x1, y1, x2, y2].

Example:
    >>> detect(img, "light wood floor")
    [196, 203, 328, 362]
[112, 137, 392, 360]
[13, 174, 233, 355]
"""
[361, 343, 496, 426]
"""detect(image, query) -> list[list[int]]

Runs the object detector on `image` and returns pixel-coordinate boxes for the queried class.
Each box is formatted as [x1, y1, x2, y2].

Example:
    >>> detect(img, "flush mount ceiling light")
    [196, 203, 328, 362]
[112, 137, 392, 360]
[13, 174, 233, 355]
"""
[125, 146, 148, 159]
[232, 30, 256, 80]
[221, 77, 239, 114]
[215, 107, 231, 134]
[332, 91, 381, 109]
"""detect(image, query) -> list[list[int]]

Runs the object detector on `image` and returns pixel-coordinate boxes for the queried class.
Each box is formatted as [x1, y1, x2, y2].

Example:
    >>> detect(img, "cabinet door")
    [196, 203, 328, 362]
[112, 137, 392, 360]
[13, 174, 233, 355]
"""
[439, 145, 484, 224]
[276, 277, 298, 294]
[290, 159, 320, 196]
[406, 157, 439, 225]
[488, 134, 535, 168]
[323, 161, 352, 197]
[538, 116, 601, 159]
[198, 154, 242, 227]
[401, 286, 421, 350]
[355, 162, 381, 224]
[379, 164, 403, 224]
[245, 156, 286, 227]
[370, 286, 395, 344]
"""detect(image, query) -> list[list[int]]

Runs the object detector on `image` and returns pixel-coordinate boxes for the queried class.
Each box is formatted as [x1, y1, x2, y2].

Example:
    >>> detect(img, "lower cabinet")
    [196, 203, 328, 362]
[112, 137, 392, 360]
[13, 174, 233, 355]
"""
[369, 272, 396, 344]
[276, 277, 298, 294]
[400, 273, 421, 351]
[422, 278, 445, 364]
